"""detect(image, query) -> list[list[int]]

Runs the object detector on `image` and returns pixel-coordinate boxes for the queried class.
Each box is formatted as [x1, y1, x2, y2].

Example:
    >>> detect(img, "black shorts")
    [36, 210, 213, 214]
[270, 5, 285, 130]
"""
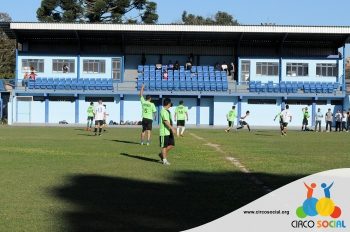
[95, 120, 103, 126]
[177, 120, 185, 127]
[160, 133, 175, 148]
[87, 116, 94, 121]
[103, 120, 106, 125]
[283, 122, 288, 127]
[228, 121, 234, 127]
[303, 118, 308, 125]
[142, 118, 153, 132]
[240, 121, 248, 126]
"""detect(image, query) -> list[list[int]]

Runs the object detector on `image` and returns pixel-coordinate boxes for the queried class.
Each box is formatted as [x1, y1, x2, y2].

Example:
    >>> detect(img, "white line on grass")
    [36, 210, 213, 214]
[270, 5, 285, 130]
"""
[189, 132, 272, 193]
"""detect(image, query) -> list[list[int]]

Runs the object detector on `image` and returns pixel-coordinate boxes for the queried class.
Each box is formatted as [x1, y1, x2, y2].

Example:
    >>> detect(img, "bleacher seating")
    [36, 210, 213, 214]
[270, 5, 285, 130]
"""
[248, 81, 340, 94]
[136, 64, 229, 91]
[28, 78, 113, 91]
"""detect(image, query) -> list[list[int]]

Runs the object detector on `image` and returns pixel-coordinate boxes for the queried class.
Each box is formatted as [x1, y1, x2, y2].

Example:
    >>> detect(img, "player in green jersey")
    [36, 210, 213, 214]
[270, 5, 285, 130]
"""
[225, 106, 237, 132]
[86, 102, 95, 131]
[139, 84, 157, 145]
[159, 98, 176, 165]
[174, 100, 189, 137]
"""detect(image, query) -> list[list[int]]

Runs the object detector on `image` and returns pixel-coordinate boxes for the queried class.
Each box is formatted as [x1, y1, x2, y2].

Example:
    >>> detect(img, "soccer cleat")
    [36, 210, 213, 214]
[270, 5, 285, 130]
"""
[94, 133, 97, 136]
[146, 142, 150, 146]
[163, 160, 171, 165]
[99, 134, 102, 136]
[225, 129, 228, 132]
[140, 142, 144, 145]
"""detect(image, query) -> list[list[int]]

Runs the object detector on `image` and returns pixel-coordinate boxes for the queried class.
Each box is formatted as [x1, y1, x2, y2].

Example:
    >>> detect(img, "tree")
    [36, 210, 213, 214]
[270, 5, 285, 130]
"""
[0, 12, 16, 79]
[181, 11, 239, 25]
[37, 0, 158, 24]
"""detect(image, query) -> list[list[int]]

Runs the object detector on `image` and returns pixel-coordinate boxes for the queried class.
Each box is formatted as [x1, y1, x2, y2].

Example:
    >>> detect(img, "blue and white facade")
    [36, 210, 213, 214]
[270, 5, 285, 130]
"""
[4, 23, 350, 127]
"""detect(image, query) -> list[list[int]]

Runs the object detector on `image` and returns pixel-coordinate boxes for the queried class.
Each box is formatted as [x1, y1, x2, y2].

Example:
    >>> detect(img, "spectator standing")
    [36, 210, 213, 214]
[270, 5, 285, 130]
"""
[185, 59, 192, 71]
[221, 61, 228, 75]
[22, 72, 29, 89]
[325, 108, 333, 132]
[314, 108, 323, 132]
[335, 110, 342, 132]
[229, 61, 235, 78]
[215, 62, 221, 71]
[62, 64, 69, 73]
[301, 107, 310, 131]
[347, 109, 350, 131]
[341, 110, 347, 131]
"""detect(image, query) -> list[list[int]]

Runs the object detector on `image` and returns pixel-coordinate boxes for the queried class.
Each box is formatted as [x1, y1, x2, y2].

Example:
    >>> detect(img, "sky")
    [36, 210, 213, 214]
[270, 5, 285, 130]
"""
[1, 0, 350, 26]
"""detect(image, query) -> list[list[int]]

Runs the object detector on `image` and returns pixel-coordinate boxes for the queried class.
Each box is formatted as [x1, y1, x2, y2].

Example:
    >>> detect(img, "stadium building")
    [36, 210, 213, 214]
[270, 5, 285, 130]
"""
[1, 22, 350, 126]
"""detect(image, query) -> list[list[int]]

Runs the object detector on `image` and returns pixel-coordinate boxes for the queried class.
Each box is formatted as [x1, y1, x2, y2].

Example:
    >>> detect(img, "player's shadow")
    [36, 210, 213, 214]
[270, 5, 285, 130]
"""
[76, 134, 96, 137]
[110, 139, 140, 144]
[52, 171, 304, 232]
[120, 152, 160, 163]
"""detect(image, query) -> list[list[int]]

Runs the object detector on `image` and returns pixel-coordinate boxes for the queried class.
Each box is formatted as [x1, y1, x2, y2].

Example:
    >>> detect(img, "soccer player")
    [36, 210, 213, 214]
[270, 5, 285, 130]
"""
[174, 100, 188, 137]
[274, 109, 284, 135]
[301, 107, 310, 131]
[159, 98, 176, 165]
[139, 84, 157, 145]
[225, 106, 237, 132]
[86, 102, 94, 131]
[94, 100, 106, 136]
[281, 105, 292, 136]
[237, 110, 251, 131]
[102, 104, 109, 132]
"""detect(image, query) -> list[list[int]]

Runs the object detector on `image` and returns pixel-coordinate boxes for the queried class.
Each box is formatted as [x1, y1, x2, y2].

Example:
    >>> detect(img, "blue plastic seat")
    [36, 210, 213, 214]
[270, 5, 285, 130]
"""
[180, 81, 186, 91]
[161, 80, 167, 91]
[173, 80, 180, 91]
[149, 80, 155, 91]
[222, 82, 228, 91]
[249, 81, 256, 92]
[155, 81, 161, 90]
[167, 80, 173, 90]
[137, 65, 143, 73]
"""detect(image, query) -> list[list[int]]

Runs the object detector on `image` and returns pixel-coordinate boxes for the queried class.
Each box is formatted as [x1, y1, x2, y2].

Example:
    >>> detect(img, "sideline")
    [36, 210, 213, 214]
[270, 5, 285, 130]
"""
[189, 132, 272, 193]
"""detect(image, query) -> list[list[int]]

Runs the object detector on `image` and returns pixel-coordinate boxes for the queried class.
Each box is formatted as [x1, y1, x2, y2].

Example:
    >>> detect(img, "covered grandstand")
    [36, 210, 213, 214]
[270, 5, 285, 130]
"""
[2, 22, 350, 126]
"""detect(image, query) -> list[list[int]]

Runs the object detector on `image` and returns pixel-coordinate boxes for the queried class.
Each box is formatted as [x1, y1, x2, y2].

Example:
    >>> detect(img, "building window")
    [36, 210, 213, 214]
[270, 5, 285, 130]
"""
[22, 59, 44, 73]
[53, 59, 75, 73]
[256, 62, 279, 76]
[83, 60, 106, 74]
[316, 63, 338, 77]
[112, 58, 122, 80]
[286, 63, 308, 77]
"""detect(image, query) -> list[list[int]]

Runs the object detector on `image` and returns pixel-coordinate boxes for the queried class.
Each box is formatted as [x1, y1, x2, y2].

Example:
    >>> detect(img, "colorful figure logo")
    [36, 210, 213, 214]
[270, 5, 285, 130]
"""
[296, 182, 342, 219]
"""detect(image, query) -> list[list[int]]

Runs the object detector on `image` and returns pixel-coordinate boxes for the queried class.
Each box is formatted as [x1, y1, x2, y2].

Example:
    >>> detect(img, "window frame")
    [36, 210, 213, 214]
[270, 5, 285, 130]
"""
[256, 62, 279, 76]
[82, 59, 106, 74]
[52, 59, 75, 73]
[286, 63, 309, 77]
[21, 59, 45, 73]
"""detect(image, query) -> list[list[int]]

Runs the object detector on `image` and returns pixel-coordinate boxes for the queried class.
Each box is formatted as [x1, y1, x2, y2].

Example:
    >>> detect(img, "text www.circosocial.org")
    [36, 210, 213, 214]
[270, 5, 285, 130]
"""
[243, 210, 290, 215]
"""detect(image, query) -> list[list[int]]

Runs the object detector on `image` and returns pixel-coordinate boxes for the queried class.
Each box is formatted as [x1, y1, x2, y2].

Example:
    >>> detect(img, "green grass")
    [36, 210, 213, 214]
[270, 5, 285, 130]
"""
[0, 126, 349, 231]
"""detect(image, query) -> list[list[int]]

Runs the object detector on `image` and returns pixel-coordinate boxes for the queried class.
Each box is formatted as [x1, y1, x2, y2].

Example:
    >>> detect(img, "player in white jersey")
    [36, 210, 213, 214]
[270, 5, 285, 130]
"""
[280, 104, 292, 136]
[94, 100, 106, 136]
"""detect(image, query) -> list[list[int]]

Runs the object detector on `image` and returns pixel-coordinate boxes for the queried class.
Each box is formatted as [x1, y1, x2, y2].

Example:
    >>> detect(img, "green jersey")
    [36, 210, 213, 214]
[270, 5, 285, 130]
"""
[227, 110, 236, 121]
[303, 111, 310, 119]
[175, 105, 188, 120]
[160, 108, 171, 136]
[87, 105, 94, 117]
[141, 96, 157, 120]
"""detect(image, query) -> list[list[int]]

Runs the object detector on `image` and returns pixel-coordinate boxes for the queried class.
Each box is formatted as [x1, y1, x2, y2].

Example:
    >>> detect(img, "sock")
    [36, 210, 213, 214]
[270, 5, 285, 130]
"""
[177, 128, 180, 135]
[181, 127, 185, 135]
[99, 128, 102, 134]
[87, 122, 89, 128]
[94, 128, 97, 133]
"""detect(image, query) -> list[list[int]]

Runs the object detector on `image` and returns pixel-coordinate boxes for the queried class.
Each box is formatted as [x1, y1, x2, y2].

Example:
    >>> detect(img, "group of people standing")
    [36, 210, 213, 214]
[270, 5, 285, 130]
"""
[86, 101, 109, 136]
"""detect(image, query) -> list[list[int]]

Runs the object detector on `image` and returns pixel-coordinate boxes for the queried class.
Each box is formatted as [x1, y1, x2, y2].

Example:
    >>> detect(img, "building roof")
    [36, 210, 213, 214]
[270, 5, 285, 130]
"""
[2, 22, 350, 48]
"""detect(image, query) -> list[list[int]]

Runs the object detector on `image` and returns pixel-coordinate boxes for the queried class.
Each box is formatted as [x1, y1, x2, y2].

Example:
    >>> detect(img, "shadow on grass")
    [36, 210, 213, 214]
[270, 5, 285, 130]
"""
[110, 139, 140, 145]
[52, 171, 304, 232]
[76, 134, 96, 137]
[120, 152, 160, 163]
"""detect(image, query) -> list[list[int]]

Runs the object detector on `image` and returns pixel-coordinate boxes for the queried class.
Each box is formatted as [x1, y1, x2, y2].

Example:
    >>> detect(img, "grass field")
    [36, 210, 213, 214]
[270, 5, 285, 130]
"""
[0, 126, 350, 231]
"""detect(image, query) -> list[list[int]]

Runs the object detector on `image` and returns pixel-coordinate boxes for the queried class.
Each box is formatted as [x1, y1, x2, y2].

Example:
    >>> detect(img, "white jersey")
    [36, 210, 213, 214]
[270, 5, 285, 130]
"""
[94, 104, 106, 121]
[281, 109, 292, 123]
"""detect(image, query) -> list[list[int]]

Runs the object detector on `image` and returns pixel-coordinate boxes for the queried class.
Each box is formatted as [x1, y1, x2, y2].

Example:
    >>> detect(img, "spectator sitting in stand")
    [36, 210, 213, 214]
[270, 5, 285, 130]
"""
[215, 62, 221, 71]
[156, 63, 162, 70]
[163, 70, 168, 80]
[168, 60, 174, 70]
[174, 60, 180, 70]
[29, 66, 37, 80]
[185, 59, 192, 71]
